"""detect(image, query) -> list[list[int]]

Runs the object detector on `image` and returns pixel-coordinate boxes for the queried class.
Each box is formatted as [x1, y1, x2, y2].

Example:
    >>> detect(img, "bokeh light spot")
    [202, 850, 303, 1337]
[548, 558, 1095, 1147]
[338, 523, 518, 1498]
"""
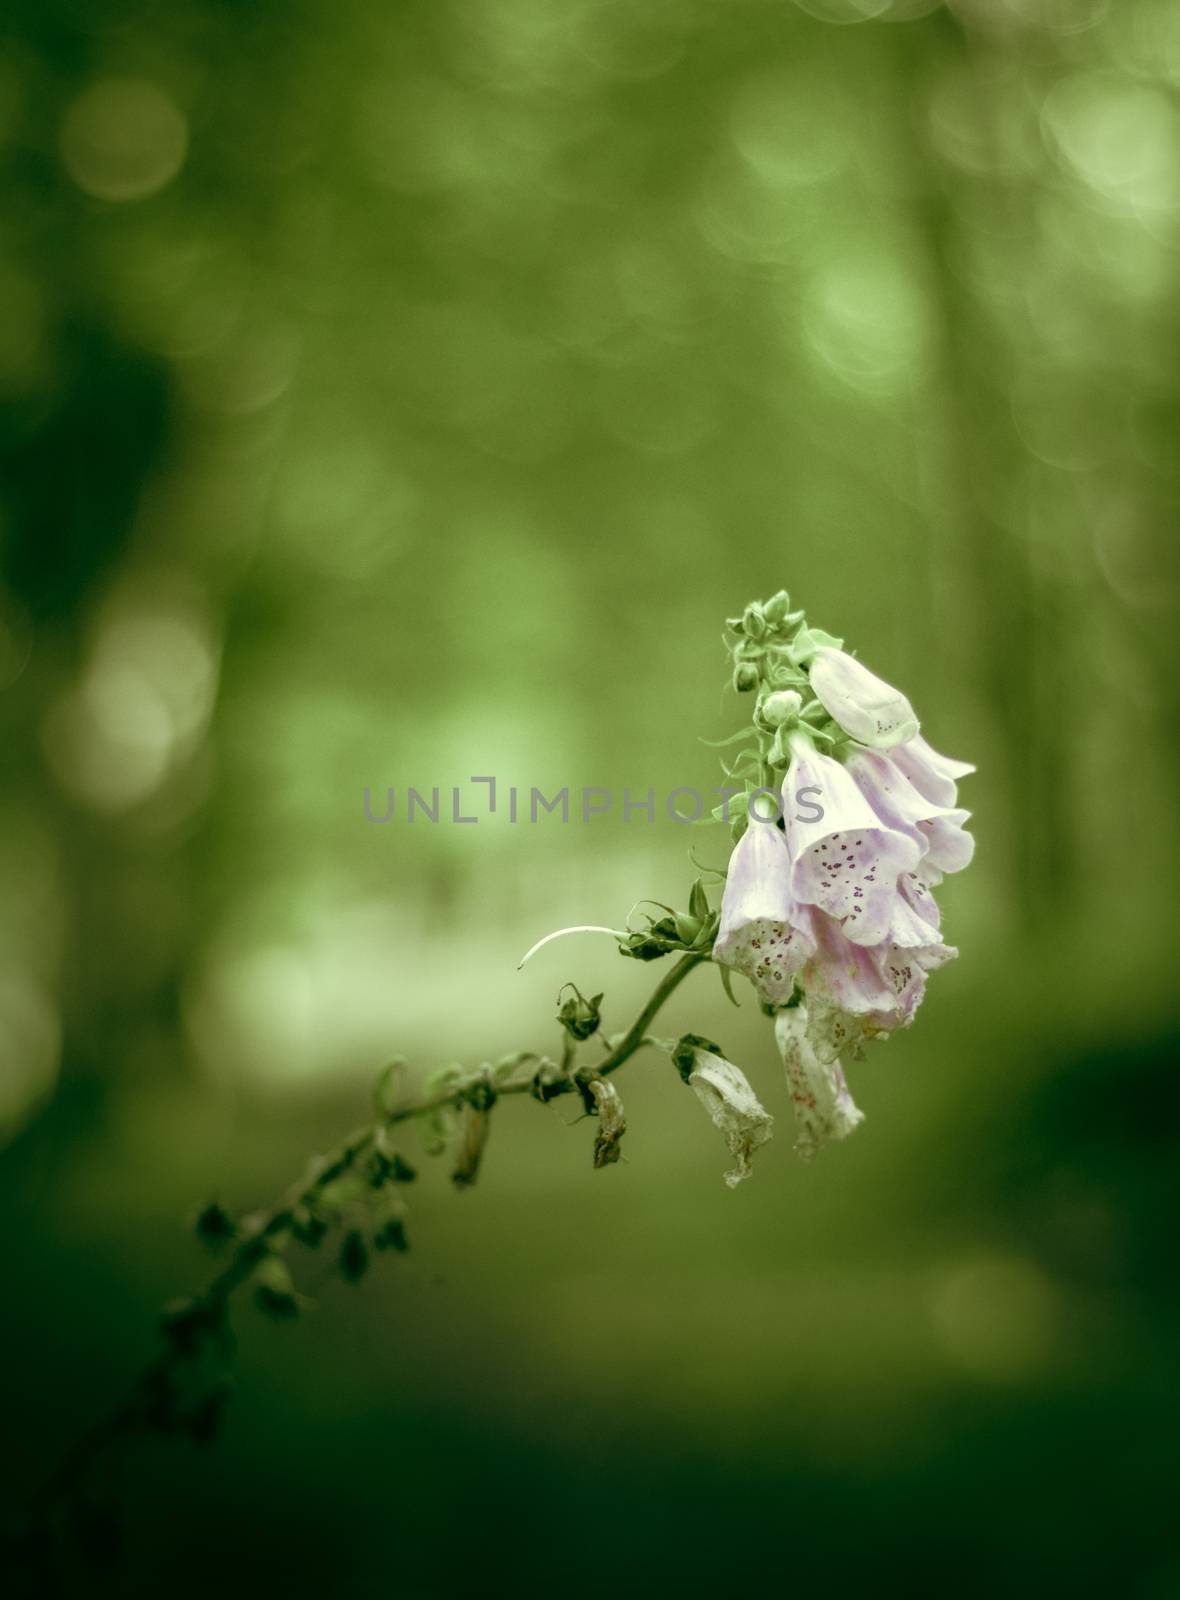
[803, 253, 932, 397]
[61, 78, 188, 202]
[1043, 72, 1180, 219]
[931, 1255, 1060, 1381]
[730, 66, 852, 189]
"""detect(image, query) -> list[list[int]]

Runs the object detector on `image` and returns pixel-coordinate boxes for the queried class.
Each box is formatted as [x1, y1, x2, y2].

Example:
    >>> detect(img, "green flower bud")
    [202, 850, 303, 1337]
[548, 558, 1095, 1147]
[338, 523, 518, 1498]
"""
[733, 662, 759, 693]
[760, 689, 803, 727]
[742, 602, 766, 640]
[762, 590, 791, 625]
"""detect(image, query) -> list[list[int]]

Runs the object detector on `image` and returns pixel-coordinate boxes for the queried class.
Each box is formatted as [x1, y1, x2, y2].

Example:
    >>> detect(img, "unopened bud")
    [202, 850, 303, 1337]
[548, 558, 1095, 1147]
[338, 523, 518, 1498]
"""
[762, 589, 791, 625]
[742, 602, 766, 640]
[760, 689, 802, 727]
[733, 662, 759, 693]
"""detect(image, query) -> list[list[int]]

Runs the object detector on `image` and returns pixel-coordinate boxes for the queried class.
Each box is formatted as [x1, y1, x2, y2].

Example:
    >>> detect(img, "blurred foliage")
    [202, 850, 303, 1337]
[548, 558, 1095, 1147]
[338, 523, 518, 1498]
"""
[0, 0, 1178, 1594]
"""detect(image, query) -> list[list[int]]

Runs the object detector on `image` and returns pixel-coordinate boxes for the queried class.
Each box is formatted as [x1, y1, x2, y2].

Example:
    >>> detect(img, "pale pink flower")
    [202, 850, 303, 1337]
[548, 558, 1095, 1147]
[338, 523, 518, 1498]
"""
[890, 732, 975, 808]
[800, 906, 956, 1062]
[782, 732, 921, 946]
[808, 646, 919, 748]
[848, 749, 975, 878]
[713, 816, 814, 1004]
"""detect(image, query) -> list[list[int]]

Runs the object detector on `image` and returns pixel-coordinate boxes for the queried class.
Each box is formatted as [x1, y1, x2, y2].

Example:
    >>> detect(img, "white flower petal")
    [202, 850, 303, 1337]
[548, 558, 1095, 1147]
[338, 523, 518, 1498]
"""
[713, 821, 814, 1004]
[784, 736, 920, 946]
[890, 732, 974, 808]
[918, 809, 975, 875]
[809, 646, 919, 749]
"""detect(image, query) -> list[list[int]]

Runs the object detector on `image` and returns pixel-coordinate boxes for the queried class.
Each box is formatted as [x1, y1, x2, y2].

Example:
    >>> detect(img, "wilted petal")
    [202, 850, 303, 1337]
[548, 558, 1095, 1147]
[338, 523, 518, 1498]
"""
[775, 1004, 863, 1160]
[809, 646, 919, 749]
[587, 1077, 626, 1170]
[891, 732, 975, 809]
[713, 817, 814, 1003]
[784, 735, 920, 947]
[684, 1048, 774, 1188]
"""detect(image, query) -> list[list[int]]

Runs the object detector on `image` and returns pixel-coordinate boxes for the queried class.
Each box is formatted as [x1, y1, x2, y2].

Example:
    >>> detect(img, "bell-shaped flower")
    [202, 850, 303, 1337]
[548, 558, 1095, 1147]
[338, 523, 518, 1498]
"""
[782, 732, 921, 947]
[808, 646, 919, 748]
[713, 816, 814, 1004]
[890, 732, 975, 809]
[675, 1039, 774, 1188]
[800, 908, 955, 1062]
[848, 750, 975, 878]
[775, 1004, 863, 1160]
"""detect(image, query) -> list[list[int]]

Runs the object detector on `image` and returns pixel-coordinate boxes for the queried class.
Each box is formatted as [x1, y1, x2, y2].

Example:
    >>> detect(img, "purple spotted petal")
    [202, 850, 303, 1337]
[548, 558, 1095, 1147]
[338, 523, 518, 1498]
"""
[783, 737, 920, 947]
[892, 871, 942, 940]
[799, 909, 954, 1061]
[808, 646, 919, 749]
[713, 818, 815, 1004]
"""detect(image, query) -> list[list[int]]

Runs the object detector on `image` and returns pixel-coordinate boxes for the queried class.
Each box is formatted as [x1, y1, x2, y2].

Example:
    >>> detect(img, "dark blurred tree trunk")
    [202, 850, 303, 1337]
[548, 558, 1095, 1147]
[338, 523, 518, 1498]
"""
[896, 10, 1076, 930]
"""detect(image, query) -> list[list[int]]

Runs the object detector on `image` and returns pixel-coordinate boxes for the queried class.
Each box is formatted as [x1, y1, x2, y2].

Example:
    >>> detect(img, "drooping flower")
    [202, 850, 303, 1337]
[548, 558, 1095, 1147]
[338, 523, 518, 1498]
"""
[889, 732, 975, 808]
[847, 749, 976, 878]
[782, 731, 921, 946]
[712, 815, 814, 1004]
[674, 1038, 774, 1188]
[799, 905, 956, 1063]
[775, 1004, 863, 1159]
[708, 592, 975, 1162]
[808, 646, 919, 748]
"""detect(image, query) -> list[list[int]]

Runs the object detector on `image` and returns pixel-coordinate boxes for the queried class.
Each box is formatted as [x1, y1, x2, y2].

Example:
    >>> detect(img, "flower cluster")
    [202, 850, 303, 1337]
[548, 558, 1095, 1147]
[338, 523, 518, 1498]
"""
[712, 593, 974, 1159]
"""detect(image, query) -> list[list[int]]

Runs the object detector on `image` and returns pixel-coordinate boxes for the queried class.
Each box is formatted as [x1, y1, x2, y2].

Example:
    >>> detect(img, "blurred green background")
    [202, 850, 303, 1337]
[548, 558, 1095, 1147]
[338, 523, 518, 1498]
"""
[2, 0, 1178, 1593]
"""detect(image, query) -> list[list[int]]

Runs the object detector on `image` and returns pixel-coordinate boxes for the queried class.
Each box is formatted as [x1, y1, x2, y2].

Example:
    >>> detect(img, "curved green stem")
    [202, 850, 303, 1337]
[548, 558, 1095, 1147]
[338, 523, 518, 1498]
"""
[26, 949, 708, 1529]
